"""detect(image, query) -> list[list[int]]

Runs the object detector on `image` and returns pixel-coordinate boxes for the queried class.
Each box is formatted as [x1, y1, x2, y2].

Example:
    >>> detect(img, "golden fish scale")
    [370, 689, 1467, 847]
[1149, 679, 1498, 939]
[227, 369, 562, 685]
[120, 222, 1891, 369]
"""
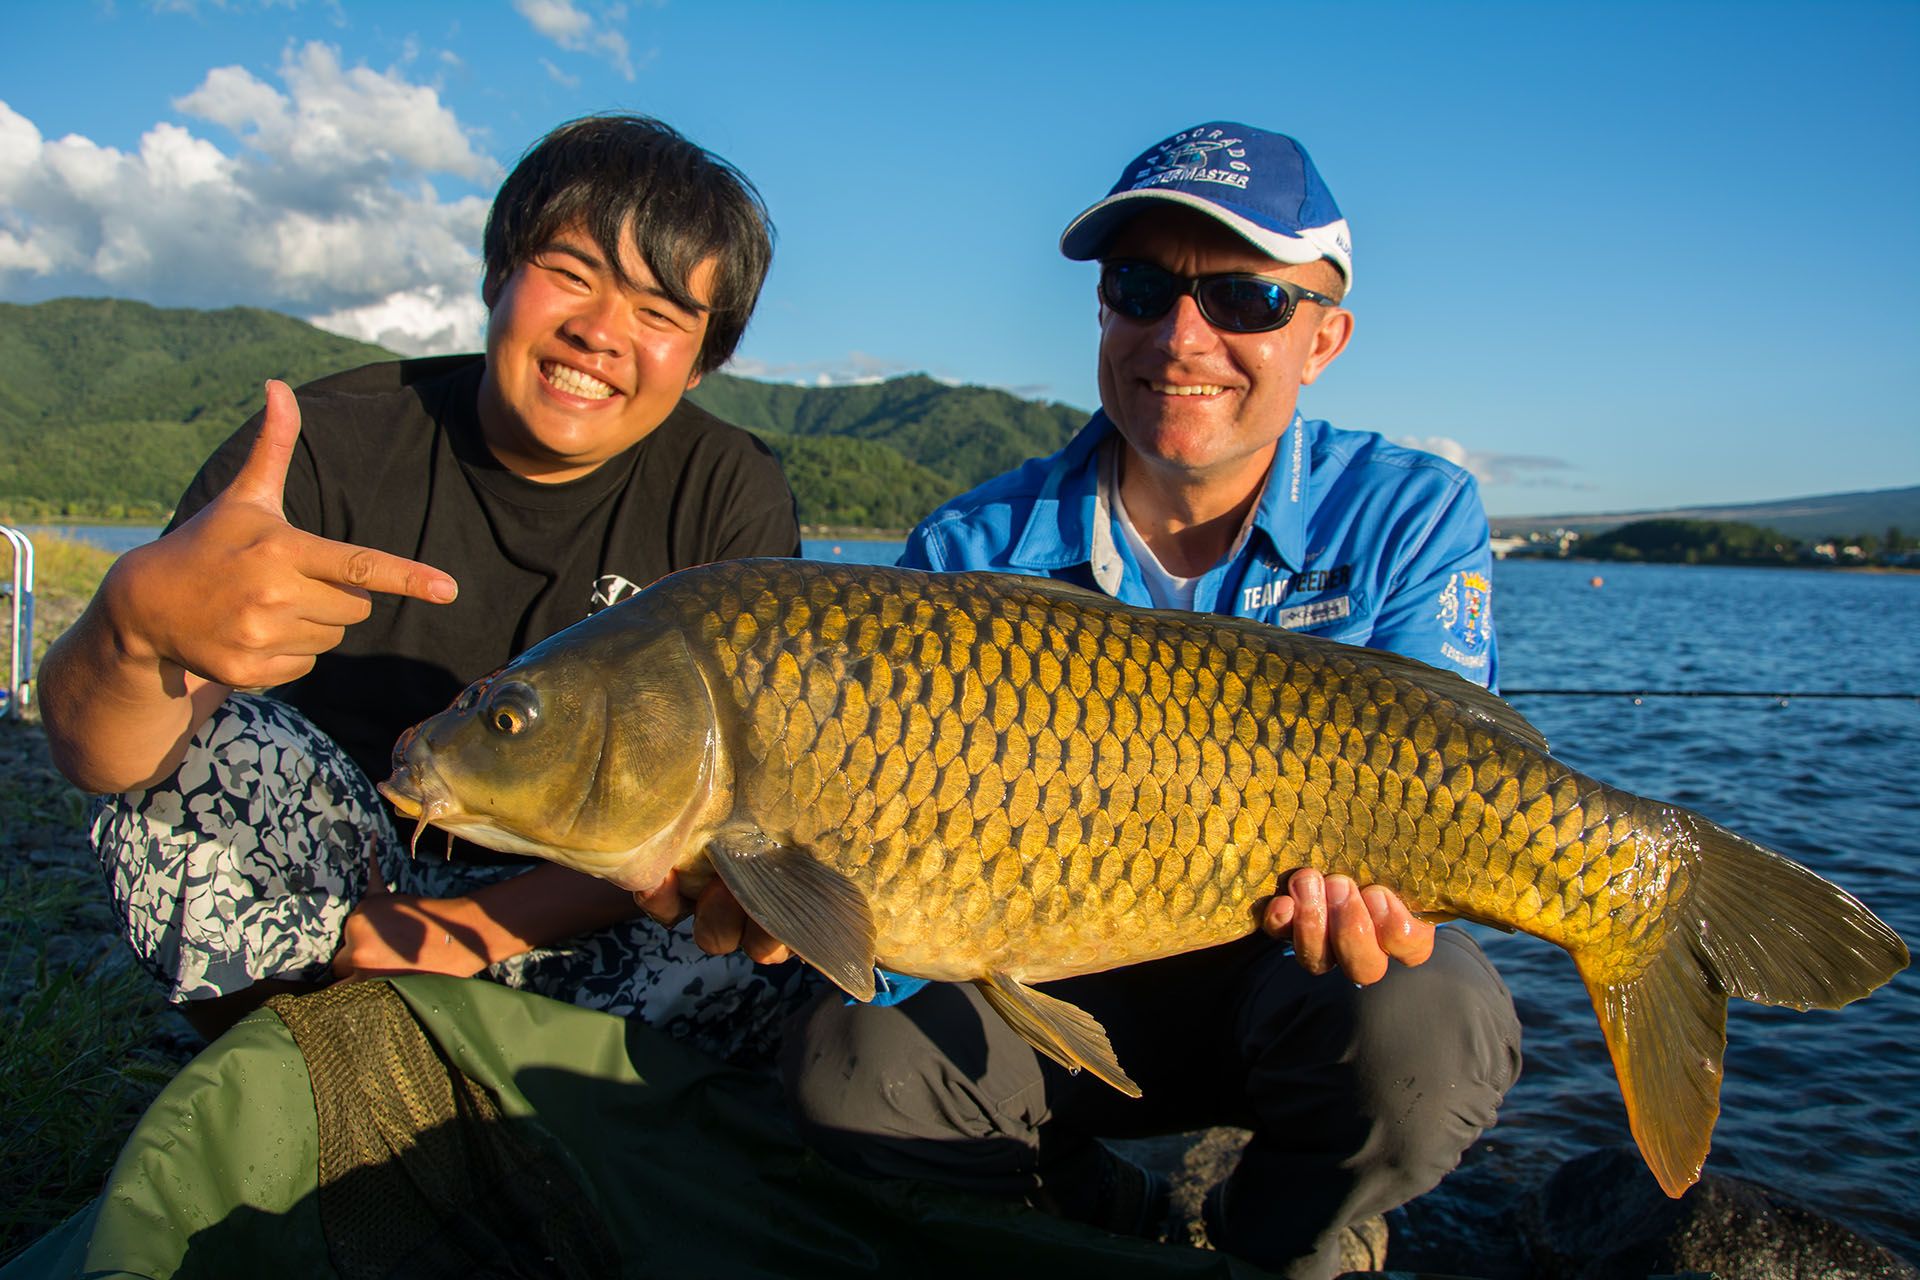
[676, 561, 1684, 981]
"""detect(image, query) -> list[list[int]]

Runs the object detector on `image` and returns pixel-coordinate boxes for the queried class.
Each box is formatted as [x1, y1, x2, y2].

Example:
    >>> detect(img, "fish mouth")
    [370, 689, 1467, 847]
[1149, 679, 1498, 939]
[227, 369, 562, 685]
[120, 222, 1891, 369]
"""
[377, 770, 462, 856]
[379, 753, 574, 864]
[376, 777, 424, 818]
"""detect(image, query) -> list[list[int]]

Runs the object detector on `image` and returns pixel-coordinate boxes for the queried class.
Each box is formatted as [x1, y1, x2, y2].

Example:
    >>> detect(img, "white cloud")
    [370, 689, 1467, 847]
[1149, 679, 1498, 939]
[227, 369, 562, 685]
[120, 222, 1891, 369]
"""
[721, 352, 1065, 402]
[516, 0, 592, 42]
[1399, 434, 1476, 470]
[0, 230, 54, 274]
[148, 0, 306, 14]
[727, 351, 915, 387]
[309, 284, 487, 356]
[176, 42, 494, 181]
[1395, 434, 1581, 489]
[0, 44, 497, 353]
[541, 58, 582, 89]
[513, 0, 635, 81]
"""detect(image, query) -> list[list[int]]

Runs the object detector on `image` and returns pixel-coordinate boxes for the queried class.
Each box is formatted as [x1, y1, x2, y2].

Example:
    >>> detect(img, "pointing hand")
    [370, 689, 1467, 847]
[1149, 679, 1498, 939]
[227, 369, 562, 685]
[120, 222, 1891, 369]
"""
[116, 380, 458, 690]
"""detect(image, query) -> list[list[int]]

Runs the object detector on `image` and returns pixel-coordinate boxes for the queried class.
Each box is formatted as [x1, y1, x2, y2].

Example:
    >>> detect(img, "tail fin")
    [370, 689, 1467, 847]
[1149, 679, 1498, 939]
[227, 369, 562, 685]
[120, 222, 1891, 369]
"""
[1573, 812, 1908, 1198]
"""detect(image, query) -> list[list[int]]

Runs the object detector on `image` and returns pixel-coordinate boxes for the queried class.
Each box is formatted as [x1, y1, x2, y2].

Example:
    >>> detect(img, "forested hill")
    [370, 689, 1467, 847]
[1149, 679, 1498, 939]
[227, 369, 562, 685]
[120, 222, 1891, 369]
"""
[689, 373, 1085, 500]
[0, 298, 394, 429]
[0, 299, 396, 516]
[0, 298, 1083, 529]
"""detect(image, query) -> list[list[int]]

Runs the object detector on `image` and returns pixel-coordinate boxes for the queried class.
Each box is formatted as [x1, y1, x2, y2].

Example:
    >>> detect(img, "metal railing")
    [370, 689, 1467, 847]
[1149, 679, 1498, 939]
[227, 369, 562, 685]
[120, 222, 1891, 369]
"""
[2, 524, 35, 718]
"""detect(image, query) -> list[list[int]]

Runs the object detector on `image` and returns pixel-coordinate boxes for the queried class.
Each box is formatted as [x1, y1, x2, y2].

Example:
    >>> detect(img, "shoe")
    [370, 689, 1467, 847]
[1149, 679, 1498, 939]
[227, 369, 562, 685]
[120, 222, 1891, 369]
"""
[1337, 1213, 1388, 1272]
[1031, 1143, 1173, 1241]
[1199, 1181, 1227, 1251]
[1201, 1183, 1388, 1271]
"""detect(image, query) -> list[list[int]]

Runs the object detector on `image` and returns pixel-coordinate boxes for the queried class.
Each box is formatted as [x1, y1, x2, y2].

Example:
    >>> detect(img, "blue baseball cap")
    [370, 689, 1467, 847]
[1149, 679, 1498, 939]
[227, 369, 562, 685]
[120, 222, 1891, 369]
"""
[1059, 122, 1353, 292]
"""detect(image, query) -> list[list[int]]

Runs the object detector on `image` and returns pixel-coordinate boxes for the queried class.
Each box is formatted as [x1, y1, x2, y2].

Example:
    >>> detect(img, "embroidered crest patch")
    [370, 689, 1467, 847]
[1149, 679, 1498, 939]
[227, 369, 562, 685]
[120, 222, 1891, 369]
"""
[1435, 570, 1492, 650]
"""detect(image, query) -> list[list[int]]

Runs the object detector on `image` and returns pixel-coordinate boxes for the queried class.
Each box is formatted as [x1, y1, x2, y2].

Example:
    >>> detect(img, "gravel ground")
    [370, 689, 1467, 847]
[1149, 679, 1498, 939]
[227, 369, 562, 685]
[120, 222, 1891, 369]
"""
[3, 586, 113, 976]
[0, 584, 199, 1059]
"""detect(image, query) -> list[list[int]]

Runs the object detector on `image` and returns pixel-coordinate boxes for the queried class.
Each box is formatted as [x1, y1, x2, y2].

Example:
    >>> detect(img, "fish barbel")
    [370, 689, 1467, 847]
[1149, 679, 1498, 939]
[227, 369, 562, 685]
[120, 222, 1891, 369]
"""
[379, 558, 1907, 1197]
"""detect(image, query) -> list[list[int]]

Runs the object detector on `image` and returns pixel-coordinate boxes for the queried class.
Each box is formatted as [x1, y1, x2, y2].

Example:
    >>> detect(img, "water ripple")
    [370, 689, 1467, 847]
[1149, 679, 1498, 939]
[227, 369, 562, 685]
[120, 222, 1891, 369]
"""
[1489, 560, 1919, 1258]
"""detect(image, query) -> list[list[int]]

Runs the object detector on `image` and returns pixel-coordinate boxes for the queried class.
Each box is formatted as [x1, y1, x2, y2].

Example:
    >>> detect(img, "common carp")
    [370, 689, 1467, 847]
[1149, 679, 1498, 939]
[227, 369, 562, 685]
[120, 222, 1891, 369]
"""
[379, 558, 1907, 1197]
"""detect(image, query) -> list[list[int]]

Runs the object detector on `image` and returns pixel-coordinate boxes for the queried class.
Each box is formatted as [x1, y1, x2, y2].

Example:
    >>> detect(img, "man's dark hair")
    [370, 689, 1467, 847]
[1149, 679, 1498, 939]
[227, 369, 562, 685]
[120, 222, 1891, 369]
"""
[482, 114, 774, 375]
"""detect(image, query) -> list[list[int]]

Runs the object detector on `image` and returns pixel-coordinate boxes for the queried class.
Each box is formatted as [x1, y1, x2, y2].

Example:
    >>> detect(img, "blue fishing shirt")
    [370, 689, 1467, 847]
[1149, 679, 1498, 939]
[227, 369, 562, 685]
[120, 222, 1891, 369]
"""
[907, 409, 1497, 681]
[866, 409, 1499, 1005]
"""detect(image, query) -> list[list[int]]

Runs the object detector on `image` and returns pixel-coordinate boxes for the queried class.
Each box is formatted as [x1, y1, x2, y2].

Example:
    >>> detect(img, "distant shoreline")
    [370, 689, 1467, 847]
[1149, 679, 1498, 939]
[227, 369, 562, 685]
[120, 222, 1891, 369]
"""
[11, 522, 1915, 572]
[1, 516, 168, 527]
[3, 521, 914, 562]
[5, 519, 914, 541]
[798, 526, 910, 542]
[1553, 555, 1919, 574]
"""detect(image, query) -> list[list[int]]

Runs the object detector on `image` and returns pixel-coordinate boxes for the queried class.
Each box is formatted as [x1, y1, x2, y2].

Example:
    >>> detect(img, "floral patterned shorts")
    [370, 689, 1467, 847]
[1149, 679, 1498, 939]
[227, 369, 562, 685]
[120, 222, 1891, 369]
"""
[92, 693, 817, 1064]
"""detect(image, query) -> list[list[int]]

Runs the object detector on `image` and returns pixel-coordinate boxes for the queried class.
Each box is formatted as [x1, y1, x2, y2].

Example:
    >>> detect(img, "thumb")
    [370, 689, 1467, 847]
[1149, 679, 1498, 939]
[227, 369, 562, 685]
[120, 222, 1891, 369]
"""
[226, 380, 302, 511]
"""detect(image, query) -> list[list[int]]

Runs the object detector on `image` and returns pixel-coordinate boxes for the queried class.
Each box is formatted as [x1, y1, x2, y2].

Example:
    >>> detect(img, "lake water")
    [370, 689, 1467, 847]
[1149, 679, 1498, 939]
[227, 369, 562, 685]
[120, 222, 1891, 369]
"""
[25, 528, 1920, 1257]
[1470, 560, 1919, 1261]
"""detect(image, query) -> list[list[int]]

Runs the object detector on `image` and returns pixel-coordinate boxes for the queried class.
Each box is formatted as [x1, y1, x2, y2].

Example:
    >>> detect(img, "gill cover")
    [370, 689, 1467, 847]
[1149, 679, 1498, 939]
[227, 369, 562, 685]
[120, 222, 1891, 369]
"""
[409, 613, 722, 864]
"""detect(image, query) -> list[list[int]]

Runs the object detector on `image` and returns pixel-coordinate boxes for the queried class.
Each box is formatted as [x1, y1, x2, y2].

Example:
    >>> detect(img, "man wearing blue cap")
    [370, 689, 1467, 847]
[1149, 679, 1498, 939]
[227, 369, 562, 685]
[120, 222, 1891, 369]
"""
[778, 124, 1523, 1278]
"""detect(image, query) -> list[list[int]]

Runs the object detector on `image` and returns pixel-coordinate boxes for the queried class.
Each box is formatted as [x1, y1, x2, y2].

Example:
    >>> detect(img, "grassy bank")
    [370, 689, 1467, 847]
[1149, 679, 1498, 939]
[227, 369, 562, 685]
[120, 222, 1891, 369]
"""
[0, 536, 196, 1262]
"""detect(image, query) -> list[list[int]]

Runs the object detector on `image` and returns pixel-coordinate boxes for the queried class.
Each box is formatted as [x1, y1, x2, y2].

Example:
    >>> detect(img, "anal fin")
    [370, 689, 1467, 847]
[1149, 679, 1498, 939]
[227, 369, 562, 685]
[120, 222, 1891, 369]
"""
[1412, 908, 1517, 933]
[706, 827, 876, 1002]
[975, 971, 1140, 1098]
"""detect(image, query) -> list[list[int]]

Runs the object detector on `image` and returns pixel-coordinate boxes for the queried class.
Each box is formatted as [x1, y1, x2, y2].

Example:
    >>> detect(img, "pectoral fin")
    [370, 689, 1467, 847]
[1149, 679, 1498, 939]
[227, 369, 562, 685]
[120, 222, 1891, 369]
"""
[975, 970, 1140, 1098]
[705, 828, 876, 1002]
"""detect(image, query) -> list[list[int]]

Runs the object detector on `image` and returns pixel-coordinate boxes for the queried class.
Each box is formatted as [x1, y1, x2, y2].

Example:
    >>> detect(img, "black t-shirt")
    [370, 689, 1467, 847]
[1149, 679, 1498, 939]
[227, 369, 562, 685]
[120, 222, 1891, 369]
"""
[170, 354, 799, 795]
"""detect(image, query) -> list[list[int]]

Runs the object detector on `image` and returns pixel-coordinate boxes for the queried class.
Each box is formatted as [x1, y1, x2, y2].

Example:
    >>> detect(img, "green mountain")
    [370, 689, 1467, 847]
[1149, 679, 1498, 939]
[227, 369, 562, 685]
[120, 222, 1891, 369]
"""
[747, 430, 955, 533]
[687, 372, 1086, 502]
[0, 298, 1084, 528]
[1492, 487, 1920, 543]
[0, 298, 395, 517]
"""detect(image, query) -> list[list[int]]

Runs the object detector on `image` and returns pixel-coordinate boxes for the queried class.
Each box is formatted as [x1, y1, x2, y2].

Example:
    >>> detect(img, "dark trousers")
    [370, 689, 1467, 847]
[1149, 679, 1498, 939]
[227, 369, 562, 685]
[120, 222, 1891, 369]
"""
[780, 928, 1521, 1280]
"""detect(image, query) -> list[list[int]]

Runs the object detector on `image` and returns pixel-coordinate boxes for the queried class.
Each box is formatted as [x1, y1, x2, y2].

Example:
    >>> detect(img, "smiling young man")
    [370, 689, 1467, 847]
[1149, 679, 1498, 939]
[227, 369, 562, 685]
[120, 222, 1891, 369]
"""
[780, 123, 1522, 1279]
[38, 115, 813, 1059]
[477, 235, 720, 481]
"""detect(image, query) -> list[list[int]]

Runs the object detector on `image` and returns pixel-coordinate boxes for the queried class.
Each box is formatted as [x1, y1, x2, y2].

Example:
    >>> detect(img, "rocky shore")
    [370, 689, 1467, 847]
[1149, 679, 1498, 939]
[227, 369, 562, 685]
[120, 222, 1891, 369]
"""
[1, 587, 148, 1003]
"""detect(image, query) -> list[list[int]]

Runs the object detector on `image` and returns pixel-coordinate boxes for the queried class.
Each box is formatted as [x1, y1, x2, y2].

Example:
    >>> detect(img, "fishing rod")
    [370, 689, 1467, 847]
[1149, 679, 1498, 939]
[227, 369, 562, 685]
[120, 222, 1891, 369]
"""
[1502, 689, 1920, 701]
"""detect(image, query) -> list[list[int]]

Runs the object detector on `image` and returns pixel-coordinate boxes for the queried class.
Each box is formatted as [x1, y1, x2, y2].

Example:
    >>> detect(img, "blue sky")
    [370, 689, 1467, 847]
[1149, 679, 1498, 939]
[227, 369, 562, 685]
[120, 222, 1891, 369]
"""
[2, 1, 1915, 518]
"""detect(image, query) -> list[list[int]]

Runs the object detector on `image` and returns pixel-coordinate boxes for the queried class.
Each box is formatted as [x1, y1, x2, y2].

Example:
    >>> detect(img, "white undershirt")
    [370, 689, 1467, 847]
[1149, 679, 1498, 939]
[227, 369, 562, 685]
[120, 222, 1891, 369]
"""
[1105, 443, 1200, 610]
[1099, 438, 1265, 611]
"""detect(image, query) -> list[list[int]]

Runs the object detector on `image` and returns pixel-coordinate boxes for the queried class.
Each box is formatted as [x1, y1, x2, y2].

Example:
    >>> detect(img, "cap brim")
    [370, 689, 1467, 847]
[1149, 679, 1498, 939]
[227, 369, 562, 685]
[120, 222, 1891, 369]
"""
[1060, 189, 1351, 288]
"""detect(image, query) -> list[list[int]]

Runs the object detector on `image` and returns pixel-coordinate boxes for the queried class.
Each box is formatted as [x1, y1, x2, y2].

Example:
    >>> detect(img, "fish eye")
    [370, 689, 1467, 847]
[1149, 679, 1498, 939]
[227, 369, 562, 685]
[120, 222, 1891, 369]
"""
[484, 682, 540, 736]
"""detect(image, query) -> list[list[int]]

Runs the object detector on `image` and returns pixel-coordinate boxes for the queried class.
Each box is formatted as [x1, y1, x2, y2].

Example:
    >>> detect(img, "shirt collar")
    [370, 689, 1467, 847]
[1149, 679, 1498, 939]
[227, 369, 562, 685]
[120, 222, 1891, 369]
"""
[1254, 411, 1313, 573]
[1009, 410, 1315, 577]
[1008, 411, 1111, 571]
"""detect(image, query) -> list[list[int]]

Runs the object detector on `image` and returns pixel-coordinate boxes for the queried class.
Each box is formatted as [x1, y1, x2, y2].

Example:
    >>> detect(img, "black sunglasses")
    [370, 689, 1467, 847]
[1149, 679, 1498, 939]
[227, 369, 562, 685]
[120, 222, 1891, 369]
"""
[1099, 259, 1338, 334]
